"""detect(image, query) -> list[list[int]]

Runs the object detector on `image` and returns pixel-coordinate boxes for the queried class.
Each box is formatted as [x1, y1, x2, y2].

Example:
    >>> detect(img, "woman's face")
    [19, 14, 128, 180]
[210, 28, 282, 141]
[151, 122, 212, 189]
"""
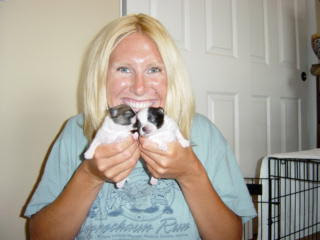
[106, 32, 167, 112]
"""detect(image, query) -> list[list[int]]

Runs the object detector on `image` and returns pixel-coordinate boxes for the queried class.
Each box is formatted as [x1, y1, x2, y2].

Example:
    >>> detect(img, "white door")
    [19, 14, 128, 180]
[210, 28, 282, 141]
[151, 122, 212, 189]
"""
[124, 0, 314, 177]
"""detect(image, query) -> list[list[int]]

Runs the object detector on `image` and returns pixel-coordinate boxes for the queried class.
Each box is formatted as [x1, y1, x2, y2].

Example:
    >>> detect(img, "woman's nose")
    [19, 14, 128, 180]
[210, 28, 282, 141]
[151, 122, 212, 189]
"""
[131, 73, 146, 96]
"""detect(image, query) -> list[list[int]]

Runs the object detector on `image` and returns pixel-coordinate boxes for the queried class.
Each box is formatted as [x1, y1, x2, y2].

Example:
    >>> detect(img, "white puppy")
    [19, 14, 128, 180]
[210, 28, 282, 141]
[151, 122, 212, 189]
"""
[84, 104, 138, 188]
[136, 107, 190, 185]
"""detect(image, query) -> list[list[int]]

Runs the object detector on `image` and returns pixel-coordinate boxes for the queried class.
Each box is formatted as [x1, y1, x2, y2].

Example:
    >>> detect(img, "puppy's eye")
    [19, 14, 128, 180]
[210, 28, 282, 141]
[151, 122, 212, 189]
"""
[148, 115, 157, 124]
[117, 66, 131, 73]
[124, 110, 134, 117]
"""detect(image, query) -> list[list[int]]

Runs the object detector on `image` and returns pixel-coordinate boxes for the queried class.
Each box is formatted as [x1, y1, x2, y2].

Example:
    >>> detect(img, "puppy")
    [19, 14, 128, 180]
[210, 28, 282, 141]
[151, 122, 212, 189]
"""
[136, 107, 190, 185]
[84, 104, 138, 188]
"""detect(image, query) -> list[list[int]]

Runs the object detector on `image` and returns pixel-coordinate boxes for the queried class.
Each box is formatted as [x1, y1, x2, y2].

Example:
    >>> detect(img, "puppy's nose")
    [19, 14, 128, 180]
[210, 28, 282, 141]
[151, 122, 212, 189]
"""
[141, 126, 151, 135]
[142, 126, 148, 133]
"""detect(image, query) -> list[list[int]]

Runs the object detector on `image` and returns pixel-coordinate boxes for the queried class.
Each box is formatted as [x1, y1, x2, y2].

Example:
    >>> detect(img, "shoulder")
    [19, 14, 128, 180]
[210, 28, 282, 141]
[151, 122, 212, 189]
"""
[58, 113, 86, 144]
[65, 113, 84, 130]
[51, 114, 87, 168]
[191, 113, 227, 145]
[190, 113, 230, 167]
[191, 113, 220, 133]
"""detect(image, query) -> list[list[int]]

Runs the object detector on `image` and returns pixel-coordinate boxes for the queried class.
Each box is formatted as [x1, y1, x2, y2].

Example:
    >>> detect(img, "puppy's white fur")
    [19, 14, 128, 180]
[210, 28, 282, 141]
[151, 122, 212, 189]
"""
[137, 108, 190, 185]
[84, 115, 137, 188]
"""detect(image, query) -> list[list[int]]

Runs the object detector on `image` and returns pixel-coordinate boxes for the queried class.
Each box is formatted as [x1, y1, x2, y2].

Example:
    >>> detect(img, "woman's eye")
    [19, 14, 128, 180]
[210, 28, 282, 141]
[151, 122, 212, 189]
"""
[148, 67, 161, 73]
[116, 67, 130, 73]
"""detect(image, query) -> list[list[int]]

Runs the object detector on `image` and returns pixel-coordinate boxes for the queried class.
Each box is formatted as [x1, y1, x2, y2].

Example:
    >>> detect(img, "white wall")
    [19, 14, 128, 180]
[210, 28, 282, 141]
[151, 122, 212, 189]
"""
[0, 0, 119, 239]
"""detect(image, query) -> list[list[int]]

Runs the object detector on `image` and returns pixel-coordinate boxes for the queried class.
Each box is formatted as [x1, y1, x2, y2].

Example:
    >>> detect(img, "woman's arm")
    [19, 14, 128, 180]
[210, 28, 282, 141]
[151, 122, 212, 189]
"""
[29, 137, 140, 240]
[29, 161, 103, 240]
[177, 151, 242, 240]
[139, 139, 242, 240]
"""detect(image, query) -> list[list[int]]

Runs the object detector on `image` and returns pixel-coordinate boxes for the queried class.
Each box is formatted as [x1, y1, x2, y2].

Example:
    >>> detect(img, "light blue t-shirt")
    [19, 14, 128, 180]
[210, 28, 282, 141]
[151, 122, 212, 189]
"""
[25, 113, 256, 239]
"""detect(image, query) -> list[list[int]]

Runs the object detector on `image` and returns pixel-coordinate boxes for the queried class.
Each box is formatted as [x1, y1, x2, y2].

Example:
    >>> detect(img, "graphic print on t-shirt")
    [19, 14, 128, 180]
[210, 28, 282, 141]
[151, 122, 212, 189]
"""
[77, 165, 199, 239]
[105, 167, 175, 221]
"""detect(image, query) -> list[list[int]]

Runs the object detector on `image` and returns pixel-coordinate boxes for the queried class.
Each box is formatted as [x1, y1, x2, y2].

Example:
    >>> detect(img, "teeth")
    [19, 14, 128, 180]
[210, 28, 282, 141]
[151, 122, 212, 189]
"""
[125, 100, 153, 110]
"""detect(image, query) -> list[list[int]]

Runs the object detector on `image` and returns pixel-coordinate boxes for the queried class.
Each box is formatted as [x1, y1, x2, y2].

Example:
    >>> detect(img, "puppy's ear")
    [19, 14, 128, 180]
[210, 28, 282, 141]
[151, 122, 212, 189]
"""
[149, 107, 164, 115]
[148, 107, 165, 129]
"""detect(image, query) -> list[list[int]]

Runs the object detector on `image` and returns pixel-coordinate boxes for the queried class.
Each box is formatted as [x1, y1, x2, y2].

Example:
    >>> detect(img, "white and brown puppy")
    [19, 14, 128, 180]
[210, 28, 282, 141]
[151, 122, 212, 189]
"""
[136, 107, 190, 185]
[84, 104, 138, 188]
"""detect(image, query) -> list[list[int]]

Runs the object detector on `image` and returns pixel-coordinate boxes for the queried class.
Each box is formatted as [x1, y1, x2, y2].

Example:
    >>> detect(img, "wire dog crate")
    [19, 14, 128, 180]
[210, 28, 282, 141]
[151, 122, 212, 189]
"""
[243, 154, 320, 240]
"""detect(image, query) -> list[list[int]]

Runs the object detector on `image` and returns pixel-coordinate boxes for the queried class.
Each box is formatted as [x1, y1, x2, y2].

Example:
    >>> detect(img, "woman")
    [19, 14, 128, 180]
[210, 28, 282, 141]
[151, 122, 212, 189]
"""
[25, 14, 256, 240]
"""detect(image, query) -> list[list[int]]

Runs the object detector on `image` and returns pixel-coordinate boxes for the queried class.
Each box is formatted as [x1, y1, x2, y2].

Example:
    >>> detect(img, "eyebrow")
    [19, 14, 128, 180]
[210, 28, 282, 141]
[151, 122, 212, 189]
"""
[110, 61, 165, 68]
[109, 62, 131, 68]
[146, 62, 165, 67]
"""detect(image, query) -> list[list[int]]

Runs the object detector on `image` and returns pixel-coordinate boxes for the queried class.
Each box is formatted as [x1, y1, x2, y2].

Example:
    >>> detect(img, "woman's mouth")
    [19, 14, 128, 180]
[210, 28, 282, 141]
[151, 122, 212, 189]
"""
[122, 98, 155, 111]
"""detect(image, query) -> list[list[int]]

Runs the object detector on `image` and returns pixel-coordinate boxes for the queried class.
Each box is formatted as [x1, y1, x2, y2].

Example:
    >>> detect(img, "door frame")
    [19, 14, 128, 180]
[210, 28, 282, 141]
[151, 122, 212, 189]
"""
[120, 0, 127, 16]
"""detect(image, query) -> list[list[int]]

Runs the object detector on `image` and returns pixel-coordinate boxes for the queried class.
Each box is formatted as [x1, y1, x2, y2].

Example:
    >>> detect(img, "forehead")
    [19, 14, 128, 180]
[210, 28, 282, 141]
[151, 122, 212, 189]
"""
[110, 33, 163, 62]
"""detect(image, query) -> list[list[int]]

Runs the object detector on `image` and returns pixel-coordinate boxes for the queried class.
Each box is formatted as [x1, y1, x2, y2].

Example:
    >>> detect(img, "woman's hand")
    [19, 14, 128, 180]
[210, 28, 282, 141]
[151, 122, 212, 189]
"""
[139, 137, 202, 183]
[83, 136, 140, 185]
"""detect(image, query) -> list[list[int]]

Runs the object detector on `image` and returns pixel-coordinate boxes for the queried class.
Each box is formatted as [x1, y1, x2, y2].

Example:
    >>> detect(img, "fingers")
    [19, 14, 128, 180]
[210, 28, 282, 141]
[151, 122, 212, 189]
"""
[140, 151, 160, 177]
[139, 137, 170, 156]
[140, 143, 172, 180]
[104, 143, 140, 182]
[139, 137, 194, 180]
[95, 136, 137, 159]
[88, 136, 140, 183]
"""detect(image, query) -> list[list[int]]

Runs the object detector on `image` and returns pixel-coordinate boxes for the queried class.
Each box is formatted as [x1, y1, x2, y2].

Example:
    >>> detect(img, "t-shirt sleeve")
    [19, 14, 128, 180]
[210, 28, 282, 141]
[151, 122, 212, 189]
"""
[191, 114, 257, 223]
[24, 118, 82, 218]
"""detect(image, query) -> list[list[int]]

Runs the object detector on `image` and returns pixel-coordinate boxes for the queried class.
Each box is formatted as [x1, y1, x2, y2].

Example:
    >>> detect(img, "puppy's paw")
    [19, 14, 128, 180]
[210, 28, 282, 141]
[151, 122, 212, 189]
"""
[116, 178, 127, 189]
[84, 149, 94, 159]
[132, 132, 139, 140]
[84, 140, 100, 159]
[180, 139, 190, 148]
[150, 177, 158, 185]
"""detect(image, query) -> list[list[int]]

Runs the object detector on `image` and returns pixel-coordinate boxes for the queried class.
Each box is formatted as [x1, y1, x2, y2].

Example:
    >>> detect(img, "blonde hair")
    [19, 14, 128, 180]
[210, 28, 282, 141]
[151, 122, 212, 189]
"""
[81, 14, 195, 140]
